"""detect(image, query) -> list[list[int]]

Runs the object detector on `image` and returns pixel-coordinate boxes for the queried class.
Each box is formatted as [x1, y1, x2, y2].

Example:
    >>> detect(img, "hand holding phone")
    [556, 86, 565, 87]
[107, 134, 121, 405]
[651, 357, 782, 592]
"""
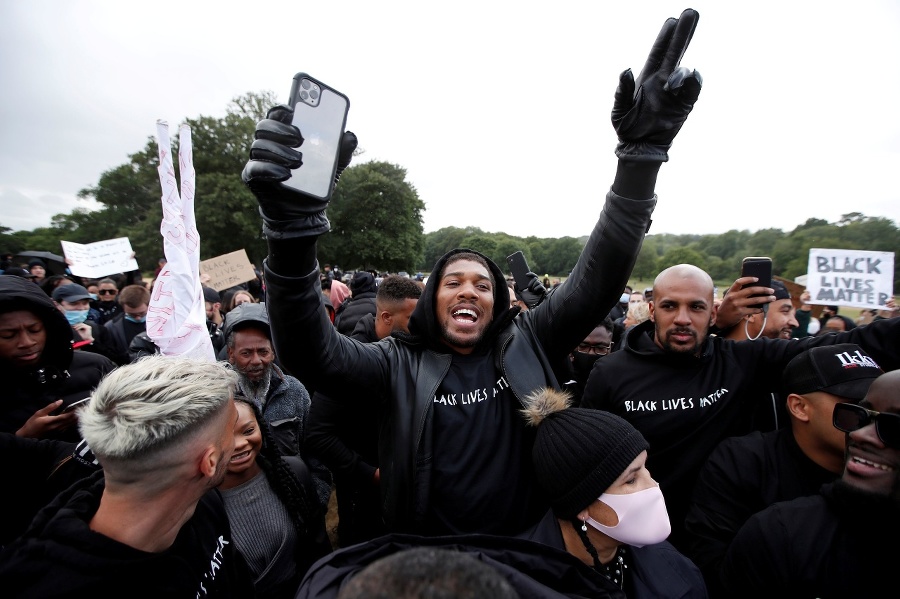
[242, 73, 357, 241]
[740, 257, 773, 310]
[506, 252, 547, 309]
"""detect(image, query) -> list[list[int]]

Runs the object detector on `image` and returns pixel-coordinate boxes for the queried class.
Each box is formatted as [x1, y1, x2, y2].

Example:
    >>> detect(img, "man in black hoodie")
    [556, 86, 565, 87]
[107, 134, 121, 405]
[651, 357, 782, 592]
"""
[0, 276, 115, 442]
[243, 8, 703, 536]
[0, 355, 256, 597]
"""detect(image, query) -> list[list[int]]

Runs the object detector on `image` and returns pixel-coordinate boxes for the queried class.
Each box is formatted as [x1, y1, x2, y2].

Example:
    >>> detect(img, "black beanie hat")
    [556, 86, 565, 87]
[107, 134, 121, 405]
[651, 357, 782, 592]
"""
[525, 388, 648, 519]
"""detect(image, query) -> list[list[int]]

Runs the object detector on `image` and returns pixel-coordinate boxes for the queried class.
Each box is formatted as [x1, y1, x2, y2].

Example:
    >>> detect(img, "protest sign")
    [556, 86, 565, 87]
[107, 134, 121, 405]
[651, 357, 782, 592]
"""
[60, 237, 139, 278]
[199, 249, 257, 291]
[805, 248, 895, 310]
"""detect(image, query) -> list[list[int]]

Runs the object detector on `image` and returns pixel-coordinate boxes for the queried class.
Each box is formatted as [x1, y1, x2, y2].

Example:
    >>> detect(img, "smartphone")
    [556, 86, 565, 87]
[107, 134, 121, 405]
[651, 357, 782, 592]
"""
[282, 73, 350, 201]
[51, 392, 91, 416]
[506, 251, 532, 293]
[741, 256, 773, 309]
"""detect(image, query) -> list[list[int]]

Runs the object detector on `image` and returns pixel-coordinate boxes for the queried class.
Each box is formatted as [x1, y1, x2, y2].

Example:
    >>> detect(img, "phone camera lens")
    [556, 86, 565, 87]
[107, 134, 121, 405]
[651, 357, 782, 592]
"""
[310, 89, 319, 100]
[301, 80, 311, 90]
[300, 91, 309, 100]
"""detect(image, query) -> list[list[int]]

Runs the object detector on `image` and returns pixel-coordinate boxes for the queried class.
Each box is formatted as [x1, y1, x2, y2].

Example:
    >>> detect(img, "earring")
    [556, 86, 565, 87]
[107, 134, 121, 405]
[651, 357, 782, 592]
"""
[581, 519, 588, 532]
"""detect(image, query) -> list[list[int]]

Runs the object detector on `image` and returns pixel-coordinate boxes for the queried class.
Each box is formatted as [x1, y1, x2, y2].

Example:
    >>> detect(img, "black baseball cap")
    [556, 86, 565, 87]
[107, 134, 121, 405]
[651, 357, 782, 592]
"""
[783, 343, 883, 401]
[51, 283, 92, 303]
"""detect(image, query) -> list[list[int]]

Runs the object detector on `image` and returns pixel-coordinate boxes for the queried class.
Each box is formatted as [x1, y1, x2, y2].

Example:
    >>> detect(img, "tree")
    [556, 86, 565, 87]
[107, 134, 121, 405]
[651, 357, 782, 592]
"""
[317, 161, 425, 273]
[656, 246, 706, 273]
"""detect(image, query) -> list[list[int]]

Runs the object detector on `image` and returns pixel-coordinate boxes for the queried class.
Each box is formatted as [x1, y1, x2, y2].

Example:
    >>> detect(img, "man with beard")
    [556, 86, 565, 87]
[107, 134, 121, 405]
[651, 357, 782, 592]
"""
[223, 301, 332, 508]
[0, 355, 256, 597]
[580, 263, 900, 551]
[720, 369, 900, 597]
[244, 8, 705, 535]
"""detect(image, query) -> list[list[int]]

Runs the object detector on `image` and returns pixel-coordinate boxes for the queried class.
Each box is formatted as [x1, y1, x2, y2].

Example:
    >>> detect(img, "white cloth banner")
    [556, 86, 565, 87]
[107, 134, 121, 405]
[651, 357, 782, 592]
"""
[147, 121, 215, 361]
[805, 248, 895, 310]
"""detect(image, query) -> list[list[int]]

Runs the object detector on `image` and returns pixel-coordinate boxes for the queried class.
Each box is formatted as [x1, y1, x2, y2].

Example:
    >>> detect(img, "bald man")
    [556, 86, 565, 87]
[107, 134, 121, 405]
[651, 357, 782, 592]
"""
[580, 263, 900, 551]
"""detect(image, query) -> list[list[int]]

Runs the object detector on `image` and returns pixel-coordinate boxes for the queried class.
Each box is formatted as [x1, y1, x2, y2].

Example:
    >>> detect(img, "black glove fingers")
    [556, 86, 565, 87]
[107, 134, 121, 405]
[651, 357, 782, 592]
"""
[660, 9, 700, 74]
[266, 104, 295, 124]
[249, 139, 303, 169]
[254, 119, 303, 147]
[636, 17, 677, 87]
[337, 131, 358, 171]
[611, 69, 637, 121]
[241, 159, 292, 185]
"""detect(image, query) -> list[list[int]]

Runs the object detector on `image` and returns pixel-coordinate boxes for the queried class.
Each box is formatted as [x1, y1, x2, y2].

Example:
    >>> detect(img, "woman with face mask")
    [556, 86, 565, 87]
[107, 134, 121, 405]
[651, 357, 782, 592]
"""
[523, 388, 708, 598]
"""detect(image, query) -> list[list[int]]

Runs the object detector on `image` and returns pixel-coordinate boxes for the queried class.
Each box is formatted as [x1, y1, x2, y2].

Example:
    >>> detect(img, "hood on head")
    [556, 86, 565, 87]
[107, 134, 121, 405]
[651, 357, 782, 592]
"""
[0, 275, 74, 371]
[406, 248, 512, 348]
[350, 271, 377, 295]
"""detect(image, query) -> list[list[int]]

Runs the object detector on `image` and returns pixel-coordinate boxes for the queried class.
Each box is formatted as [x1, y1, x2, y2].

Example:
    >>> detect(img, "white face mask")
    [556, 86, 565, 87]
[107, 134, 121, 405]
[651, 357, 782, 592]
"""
[585, 483, 671, 547]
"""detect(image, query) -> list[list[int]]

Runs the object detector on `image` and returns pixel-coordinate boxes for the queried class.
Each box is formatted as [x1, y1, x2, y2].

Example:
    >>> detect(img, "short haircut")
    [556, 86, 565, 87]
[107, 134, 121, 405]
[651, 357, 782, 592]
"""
[336, 546, 519, 599]
[441, 252, 496, 289]
[98, 277, 118, 288]
[79, 355, 237, 467]
[377, 274, 422, 310]
[118, 284, 150, 308]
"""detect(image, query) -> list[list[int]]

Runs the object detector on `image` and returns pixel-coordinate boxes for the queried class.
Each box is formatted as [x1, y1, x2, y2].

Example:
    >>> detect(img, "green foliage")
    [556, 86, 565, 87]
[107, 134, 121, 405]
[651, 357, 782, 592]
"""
[317, 161, 425, 273]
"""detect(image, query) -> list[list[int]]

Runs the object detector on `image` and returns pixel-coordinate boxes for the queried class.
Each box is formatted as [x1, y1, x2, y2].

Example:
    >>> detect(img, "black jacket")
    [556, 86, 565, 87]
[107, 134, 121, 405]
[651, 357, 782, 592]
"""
[0, 276, 115, 442]
[721, 481, 900, 598]
[0, 472, 256, 598]
[295, 532, 625, 599]
[523, 510, 708, 599]
[333, 292, 376, 336]
[682, 428, 838, 597]
[580, 317, 900, 550]
[265, 190, 656, 533]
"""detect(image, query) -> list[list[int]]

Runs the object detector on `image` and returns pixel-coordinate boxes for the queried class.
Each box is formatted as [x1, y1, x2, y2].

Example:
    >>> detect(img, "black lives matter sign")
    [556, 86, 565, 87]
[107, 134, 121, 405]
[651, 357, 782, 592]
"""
[806, 248, 894, 309]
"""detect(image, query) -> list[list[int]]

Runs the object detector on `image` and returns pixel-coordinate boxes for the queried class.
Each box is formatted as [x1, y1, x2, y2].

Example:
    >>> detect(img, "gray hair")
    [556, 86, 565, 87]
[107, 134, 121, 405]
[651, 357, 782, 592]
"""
[79, 355, 237, 464]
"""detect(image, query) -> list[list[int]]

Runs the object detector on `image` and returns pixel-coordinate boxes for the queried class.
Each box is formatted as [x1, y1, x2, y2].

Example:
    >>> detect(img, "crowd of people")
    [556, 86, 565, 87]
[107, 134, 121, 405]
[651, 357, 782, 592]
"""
[2, 7, 899, 598]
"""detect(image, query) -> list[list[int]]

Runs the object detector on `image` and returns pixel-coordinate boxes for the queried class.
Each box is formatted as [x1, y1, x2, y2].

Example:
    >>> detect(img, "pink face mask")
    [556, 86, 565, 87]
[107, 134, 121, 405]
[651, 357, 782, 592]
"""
[585, 483, 671, 547]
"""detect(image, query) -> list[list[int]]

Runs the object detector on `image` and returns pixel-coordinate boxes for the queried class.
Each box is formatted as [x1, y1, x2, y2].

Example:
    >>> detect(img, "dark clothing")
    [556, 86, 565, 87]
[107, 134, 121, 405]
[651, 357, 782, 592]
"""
[333, 291, 376, 336]
[0, 276, 116, 443]
[266, 190, 655, 535]
[683, 428, 838, 598]
[2, 434, 101, 547]
[295, 532, 626, 599]
[720, 481, 900, 598]
[305, 312, 385, 547]
[103, 313, 146, 364]
[0, 472, 256, 598]
[580, 317, 900, 550]
[94, 300, 122, 325]
[74, 318, 125, 365]
[523, 510, 708, 599]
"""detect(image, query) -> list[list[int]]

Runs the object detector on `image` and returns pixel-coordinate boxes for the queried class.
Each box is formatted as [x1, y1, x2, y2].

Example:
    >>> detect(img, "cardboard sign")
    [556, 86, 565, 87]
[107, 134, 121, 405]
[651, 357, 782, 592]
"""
[199, 249, 257, 291]
[61, 237, 139, 278]
[805, 248, 895, 310]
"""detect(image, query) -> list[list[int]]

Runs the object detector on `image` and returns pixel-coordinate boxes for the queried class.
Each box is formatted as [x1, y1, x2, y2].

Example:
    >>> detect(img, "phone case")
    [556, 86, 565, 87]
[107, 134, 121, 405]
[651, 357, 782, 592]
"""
[283, 73, 350, 201]
[506, 251, 531, 291]
[741, 257, 773, 309]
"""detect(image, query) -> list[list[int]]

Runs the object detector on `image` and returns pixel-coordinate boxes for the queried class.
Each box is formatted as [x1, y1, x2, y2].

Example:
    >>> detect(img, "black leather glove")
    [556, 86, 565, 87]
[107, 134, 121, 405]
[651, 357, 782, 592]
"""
[241, 104, 358, 240]
[612, 8, 702, 162]
[514, 272, 548, 309]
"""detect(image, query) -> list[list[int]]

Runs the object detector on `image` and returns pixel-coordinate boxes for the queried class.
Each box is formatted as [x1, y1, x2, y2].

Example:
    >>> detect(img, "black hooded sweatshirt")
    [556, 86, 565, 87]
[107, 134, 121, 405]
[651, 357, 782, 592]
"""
[0, 276, 115, 442]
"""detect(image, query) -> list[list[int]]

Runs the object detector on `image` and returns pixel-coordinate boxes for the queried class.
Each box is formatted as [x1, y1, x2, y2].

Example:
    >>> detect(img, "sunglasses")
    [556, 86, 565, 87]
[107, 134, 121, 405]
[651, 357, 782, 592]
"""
[98, 289, 117, 296]
[833, 403, 900, 449]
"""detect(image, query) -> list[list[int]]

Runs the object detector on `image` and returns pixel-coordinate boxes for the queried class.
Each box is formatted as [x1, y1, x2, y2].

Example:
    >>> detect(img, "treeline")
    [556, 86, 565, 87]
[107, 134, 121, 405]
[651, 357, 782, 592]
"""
[0, 91, 896, 291]
[420, 213, 899, 293]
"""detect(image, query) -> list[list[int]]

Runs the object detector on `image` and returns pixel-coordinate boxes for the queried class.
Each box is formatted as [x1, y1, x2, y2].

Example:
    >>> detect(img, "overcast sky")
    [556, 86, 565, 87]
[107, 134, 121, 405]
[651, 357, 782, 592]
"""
[2, 1, 898, 242]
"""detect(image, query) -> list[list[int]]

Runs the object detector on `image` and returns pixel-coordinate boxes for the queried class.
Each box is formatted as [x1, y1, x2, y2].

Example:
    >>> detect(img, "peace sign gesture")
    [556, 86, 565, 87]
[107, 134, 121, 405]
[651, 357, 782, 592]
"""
[612, 8, 702, 162]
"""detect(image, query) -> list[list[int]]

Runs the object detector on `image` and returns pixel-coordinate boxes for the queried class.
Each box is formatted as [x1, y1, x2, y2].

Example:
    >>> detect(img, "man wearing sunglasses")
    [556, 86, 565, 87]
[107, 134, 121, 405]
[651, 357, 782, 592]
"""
[93, 278, 122, 325]
[684, 343, 883, 597]
[721, 369, 900, 597]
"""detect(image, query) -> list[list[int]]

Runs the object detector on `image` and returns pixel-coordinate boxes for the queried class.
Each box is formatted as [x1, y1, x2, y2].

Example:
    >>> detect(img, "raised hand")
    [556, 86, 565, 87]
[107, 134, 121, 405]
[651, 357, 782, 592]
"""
[241, 105, 358, 240]
[612, 8, 702, 162]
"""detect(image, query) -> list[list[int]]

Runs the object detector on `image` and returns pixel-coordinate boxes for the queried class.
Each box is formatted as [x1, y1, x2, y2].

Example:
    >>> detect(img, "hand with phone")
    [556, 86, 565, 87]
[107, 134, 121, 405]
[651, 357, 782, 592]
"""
[15, 399, 80, 438]
[242, 73, 358, 241]
[612, 8, 702, 162]
[506, 252, 547, 309]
